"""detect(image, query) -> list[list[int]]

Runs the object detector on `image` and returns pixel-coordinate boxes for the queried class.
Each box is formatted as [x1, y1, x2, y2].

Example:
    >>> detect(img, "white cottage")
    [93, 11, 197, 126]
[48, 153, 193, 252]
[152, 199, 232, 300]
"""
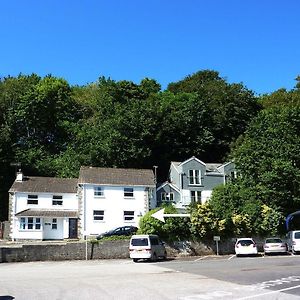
[8, 171, 78, 241]
[78, 166, 156, 238]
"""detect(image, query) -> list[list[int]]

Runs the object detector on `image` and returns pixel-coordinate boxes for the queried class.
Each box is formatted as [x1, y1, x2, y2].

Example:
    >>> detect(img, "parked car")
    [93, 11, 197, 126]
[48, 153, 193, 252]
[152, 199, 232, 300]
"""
[287, 230, 300, 254]
[235, 238, 258, 256]
[97, 226, 138, 240]
[263, 237, 287, 255]
[129, 234, 167, 262]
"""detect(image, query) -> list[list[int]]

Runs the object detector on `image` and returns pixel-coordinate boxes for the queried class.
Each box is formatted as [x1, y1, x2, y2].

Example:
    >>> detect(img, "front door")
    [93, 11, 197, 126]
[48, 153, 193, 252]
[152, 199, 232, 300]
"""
[69, 218, 78, 239]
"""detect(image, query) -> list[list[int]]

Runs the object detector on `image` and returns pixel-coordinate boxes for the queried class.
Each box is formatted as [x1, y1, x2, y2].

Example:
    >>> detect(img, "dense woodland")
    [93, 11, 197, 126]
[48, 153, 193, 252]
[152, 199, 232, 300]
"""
[1, 70, 299, 236]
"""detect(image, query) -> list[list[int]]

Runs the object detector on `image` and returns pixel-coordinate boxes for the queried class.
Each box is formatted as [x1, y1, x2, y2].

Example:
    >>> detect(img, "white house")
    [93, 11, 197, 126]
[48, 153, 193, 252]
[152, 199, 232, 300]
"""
[8, 172, 78, 241]
[8, 166, 156, 240]
[77, 166, 156, 238]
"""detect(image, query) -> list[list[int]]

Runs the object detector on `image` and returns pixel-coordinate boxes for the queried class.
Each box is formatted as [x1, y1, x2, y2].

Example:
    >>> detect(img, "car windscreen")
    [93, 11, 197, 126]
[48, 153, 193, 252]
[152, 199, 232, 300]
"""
[131, 238, 149, 246]
[265, 238, 282, 243]
[238, 240, 253, 246]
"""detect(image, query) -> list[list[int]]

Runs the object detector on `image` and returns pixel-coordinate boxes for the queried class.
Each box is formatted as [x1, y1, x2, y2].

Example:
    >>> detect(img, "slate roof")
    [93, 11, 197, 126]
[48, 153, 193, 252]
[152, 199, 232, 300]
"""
[172, 160, 223, 172]
[15, 209, 78, 218]
[78, 166, 155, 187]
[9, 177, 78, 194]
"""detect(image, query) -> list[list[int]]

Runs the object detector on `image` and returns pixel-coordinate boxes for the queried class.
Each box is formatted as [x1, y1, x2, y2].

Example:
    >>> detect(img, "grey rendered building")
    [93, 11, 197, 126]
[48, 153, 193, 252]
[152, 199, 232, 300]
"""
[157, 156, 235, 210]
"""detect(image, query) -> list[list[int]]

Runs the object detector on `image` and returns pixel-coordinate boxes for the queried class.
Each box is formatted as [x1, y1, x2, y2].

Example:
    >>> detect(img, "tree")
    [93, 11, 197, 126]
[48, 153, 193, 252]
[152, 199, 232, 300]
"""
[138, 206, 191, 241]
[167, 70, 261, 161]
[233, 106, 300, 217]
[189, 202, 226, 239]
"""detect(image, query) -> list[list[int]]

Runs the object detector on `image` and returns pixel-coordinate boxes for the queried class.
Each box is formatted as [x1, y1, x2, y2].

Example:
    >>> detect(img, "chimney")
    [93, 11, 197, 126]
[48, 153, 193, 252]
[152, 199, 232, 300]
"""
[16, 170, 24, 182]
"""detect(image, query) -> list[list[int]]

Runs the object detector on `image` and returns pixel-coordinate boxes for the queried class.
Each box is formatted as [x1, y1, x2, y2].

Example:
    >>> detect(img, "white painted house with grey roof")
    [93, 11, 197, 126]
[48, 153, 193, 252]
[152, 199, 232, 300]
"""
[78, 166, 156, 238]
[8, 166, 156, 240]
[156, 156, 235, 210]
[8, 172, 78, 241]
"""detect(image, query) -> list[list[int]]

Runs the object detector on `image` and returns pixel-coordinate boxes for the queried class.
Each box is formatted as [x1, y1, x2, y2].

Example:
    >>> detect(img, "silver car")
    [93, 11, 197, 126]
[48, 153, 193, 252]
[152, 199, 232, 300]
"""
[263, 238, 287, 255]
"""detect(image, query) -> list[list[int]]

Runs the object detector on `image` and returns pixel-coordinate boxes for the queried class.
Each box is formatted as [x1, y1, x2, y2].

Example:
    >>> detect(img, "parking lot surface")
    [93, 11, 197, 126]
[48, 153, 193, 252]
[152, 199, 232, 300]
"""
[1, 255, 300, 299]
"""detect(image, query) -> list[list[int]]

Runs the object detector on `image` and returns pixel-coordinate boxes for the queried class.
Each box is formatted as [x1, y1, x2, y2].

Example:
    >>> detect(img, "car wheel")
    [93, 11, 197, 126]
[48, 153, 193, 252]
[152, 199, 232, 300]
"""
[152, 253, 157, 262]
[133, 258, 139, 263]
[162, 251, 167, 260]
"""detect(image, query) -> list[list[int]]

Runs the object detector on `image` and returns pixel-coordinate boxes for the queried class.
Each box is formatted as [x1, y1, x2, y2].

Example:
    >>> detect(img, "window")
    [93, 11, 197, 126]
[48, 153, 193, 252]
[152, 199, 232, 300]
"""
[93, 210, 104, 221]
[94, 186, 104, 197]
[28, 217, 34, 229]
[191, 191, 201, 203]
[124, 188, 134, 198]
[27, 194, 38, 205]
[124, 211, 134, 221]
[35, 218, 41, 230]
[189, 170, 201, 185]
[19, 217, 41, 230]
[52, 195, 63, 206]
[161, 193, 174, 202]
[52, 218, 57, 230]
[20, 218, 26, 230]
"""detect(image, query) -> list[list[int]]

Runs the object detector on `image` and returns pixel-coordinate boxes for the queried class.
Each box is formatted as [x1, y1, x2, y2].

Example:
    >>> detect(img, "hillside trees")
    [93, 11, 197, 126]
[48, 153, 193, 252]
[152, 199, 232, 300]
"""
[0, 70, 260, 220]
[204, 102, 300, 236]
[167, 70, 261, 161]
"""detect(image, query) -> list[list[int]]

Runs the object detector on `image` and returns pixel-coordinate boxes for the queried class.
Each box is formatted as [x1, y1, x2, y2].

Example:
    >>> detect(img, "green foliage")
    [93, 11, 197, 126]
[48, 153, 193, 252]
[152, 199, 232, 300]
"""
[231, 213, 252, 236]
[138, 206, 191, 241]
[1, 70, 297, 233]
[233, 106, 300, 217]
[189, 203, 226, 238]
[259, 204, 285, 236]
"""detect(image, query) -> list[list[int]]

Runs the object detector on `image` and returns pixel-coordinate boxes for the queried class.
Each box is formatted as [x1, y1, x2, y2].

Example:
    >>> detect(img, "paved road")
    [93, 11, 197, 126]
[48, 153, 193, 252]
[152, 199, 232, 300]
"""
[1, 255, 300, 299]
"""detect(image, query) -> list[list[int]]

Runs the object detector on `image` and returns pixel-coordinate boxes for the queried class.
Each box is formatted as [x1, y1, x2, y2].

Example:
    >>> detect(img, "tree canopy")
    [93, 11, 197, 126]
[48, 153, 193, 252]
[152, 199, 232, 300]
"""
[1, 69, 299, 234]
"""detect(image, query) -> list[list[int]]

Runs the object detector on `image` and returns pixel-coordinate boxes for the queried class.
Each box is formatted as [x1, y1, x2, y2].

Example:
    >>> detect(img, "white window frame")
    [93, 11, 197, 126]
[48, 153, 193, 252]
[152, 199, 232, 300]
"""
[20, 217, 26, 230]
[161, 192, 174, 202]
[94, 186, 104, 197]
[124, 187, 134, 198]
[191, 191, 202, 203]
[52, 195, 63, 206]
[19, 217, 41, 231]
[123, 211, 135, 222]
[27, 194, 38, 205]
[189, 170, 201, 185]
[52, 218, 57, 230]
[93, 210, 105, 221]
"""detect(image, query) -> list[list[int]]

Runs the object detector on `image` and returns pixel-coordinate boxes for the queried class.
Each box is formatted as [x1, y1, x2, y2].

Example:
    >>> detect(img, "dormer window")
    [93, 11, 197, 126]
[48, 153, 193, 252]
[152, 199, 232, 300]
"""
[189, 170, 201, 185]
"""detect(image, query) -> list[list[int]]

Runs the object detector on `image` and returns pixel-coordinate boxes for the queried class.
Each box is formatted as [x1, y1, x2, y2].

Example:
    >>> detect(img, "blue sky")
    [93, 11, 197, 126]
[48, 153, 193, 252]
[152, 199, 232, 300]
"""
[1, 0, 300, 94]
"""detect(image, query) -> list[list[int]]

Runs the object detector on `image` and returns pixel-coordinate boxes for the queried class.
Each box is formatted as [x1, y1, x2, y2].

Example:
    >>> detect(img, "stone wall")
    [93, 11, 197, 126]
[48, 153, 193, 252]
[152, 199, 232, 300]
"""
[0, 237, 269, 263]
[0, 240, 130, 263]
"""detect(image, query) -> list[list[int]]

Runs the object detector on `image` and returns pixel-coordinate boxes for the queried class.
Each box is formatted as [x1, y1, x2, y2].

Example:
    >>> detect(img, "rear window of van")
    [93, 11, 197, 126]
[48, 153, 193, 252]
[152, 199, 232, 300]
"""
[294, 232, 300, 239]
[131, 238, 149, 246]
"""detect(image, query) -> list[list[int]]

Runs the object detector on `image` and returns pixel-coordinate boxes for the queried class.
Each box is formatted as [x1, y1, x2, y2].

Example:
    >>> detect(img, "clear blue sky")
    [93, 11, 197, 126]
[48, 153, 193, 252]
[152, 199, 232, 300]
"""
[1, 0, 300, 95]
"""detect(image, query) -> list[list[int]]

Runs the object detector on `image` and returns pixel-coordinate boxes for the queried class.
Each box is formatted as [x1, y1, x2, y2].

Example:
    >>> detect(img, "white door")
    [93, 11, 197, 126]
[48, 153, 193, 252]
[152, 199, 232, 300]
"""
[43, 218, 63, 240]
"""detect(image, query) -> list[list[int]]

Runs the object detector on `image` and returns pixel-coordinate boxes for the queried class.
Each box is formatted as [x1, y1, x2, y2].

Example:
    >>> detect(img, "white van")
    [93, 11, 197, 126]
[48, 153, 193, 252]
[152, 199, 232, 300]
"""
[287, 230, 300, 254]
[129, 234, 167, 262]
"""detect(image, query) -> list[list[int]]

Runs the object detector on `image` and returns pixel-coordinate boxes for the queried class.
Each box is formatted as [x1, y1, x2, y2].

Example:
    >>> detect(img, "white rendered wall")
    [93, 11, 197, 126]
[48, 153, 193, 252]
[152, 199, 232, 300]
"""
[11, 192, 77, 240]
[15, 192, 78, 213]
[83, 185, 150, 236]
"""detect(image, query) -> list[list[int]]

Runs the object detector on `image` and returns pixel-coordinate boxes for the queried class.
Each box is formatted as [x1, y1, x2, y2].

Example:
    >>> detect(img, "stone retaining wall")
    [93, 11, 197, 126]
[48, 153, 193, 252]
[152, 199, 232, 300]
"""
[0, 237, 269, 263]
[0, 240, 130, 263]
